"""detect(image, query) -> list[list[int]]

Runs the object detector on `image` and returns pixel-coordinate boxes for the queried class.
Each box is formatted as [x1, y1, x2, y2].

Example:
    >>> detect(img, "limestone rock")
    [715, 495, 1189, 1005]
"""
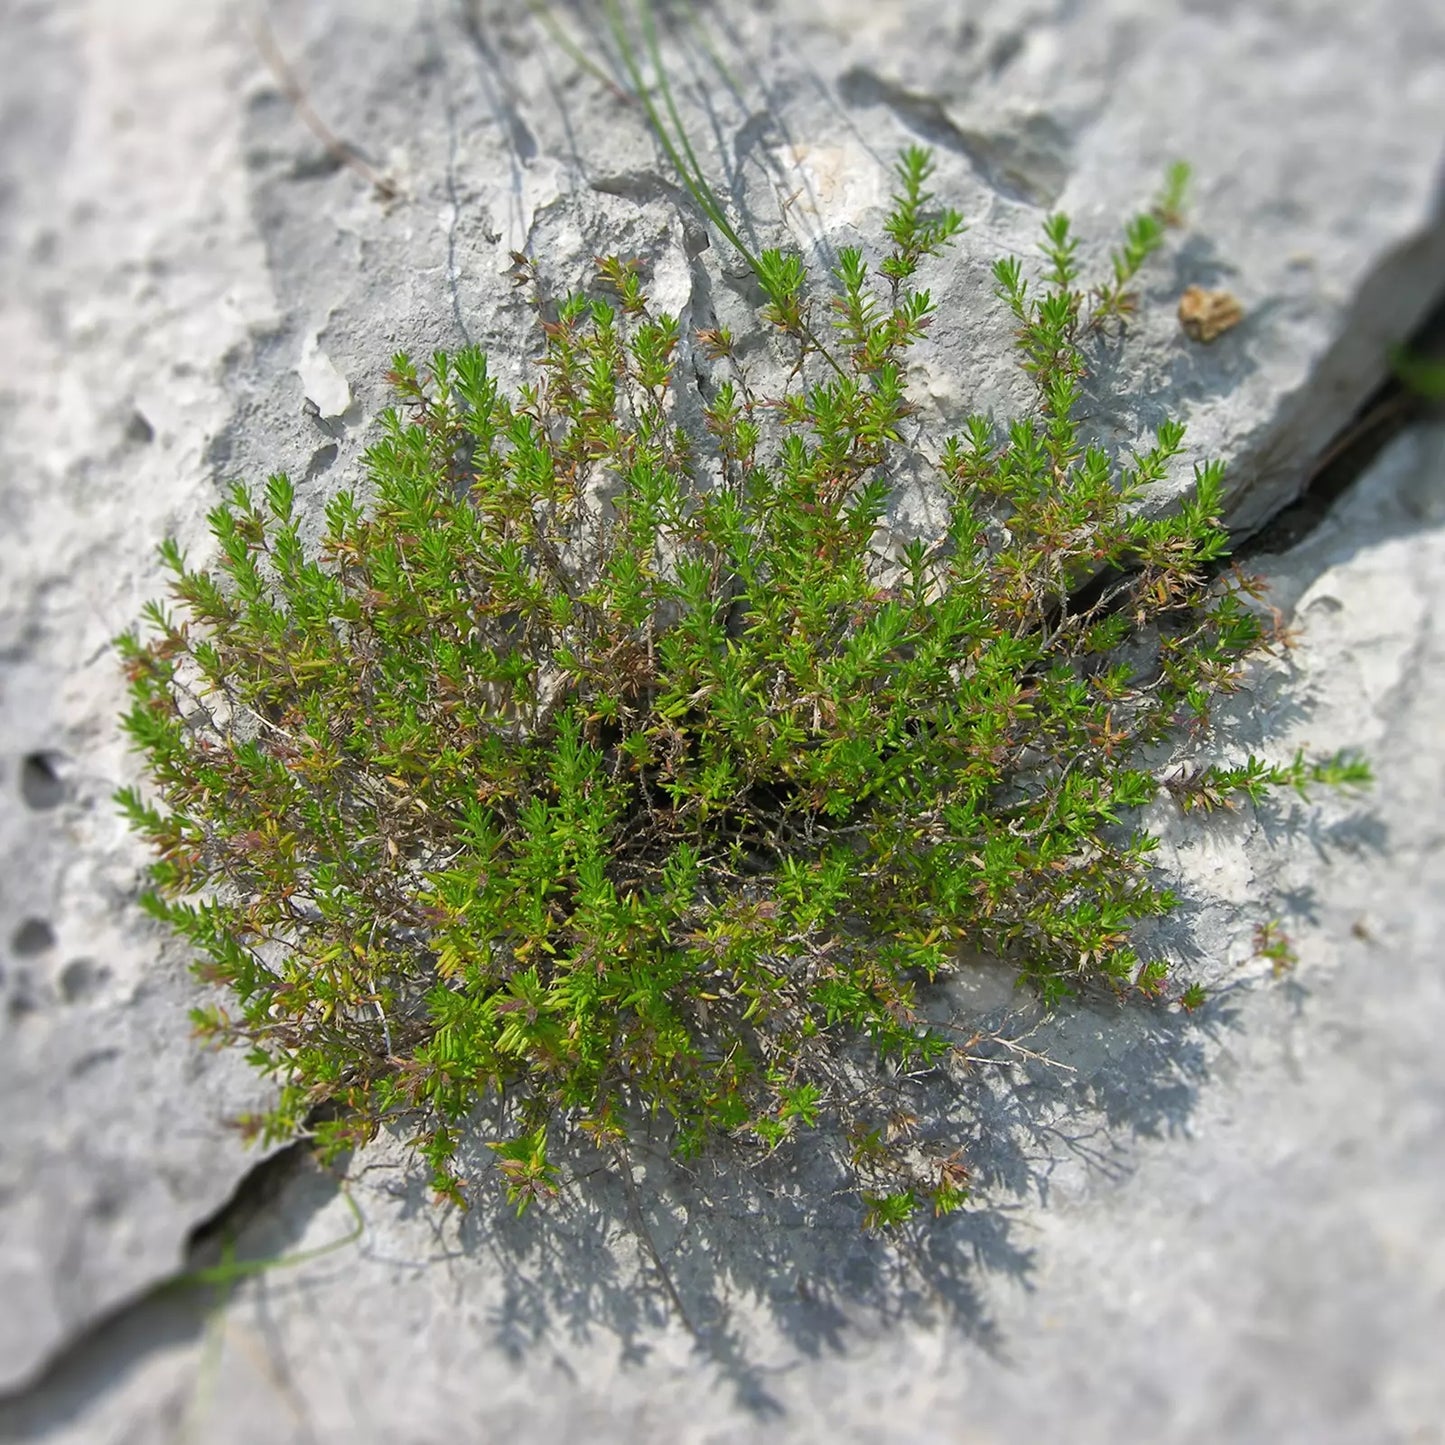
[1, 0, 1442, 1410]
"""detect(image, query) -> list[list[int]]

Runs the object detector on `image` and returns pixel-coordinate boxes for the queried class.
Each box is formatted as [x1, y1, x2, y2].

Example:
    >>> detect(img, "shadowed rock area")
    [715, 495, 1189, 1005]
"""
[1, 1, 1442, 1438]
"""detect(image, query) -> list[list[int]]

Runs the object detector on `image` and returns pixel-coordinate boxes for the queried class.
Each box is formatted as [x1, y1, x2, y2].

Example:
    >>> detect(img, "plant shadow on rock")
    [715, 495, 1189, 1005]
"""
[330, 968, 1230, 1413]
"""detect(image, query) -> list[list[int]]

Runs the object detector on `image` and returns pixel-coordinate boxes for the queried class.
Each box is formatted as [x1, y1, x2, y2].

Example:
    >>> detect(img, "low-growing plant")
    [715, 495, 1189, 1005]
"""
[1253, 919, 1300, 975]
[116, 147, 1367, 1220]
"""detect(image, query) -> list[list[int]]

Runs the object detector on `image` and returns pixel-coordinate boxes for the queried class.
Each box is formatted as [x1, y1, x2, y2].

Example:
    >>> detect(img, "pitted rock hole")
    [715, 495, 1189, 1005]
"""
[20, 751, 67, 809]
[304, 442, 339, 481]
[11, 918, 56, 957]
[59, 957, 107, 1004]
[72, 1049, 121, 1080]
[6, 982, 38, 1021]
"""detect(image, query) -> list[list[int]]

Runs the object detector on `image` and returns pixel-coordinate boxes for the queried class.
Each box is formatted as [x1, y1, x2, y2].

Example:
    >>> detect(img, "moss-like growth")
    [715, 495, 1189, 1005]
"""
[116, 150, 1366, 1220]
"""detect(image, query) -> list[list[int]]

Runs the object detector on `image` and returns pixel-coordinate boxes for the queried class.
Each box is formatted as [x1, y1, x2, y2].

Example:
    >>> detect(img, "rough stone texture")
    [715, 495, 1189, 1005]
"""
[0, 0, 283, 1396]
[1, 0, 1443, 1426]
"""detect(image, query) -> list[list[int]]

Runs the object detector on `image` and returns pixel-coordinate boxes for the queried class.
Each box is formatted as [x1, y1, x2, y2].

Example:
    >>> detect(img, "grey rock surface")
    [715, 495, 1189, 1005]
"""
[0, 0, 283, 1397]
[1, 0, 1443, 1428]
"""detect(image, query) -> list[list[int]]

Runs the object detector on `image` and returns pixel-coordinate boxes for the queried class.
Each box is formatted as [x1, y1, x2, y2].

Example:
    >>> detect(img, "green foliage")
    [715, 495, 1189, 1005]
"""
[117, 151, 1365, 1220]
[1253, 920, 1300, 975]
[1390, 343, 1445, 401]
[1092, 163, 1192, 324]
[1178, 982, 1209, 1012]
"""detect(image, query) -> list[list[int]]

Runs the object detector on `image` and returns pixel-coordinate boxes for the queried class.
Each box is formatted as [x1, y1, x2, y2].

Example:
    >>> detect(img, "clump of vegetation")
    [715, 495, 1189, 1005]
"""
[116, 148, 1366, 1220]
[1252, 920, 1300, 975]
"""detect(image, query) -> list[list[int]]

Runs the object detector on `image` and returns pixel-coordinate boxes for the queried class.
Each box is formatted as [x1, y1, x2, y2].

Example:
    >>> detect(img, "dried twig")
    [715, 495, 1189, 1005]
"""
[248, 6, 400, 201]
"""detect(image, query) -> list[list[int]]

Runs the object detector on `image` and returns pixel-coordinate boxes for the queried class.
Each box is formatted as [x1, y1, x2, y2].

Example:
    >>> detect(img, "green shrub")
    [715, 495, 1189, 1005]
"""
[116, 149, 1366, 1220]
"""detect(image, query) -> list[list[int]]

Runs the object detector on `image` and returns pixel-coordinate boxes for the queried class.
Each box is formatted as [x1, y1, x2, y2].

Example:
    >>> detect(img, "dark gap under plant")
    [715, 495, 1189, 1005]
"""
[116, 147, 1368, 1223]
